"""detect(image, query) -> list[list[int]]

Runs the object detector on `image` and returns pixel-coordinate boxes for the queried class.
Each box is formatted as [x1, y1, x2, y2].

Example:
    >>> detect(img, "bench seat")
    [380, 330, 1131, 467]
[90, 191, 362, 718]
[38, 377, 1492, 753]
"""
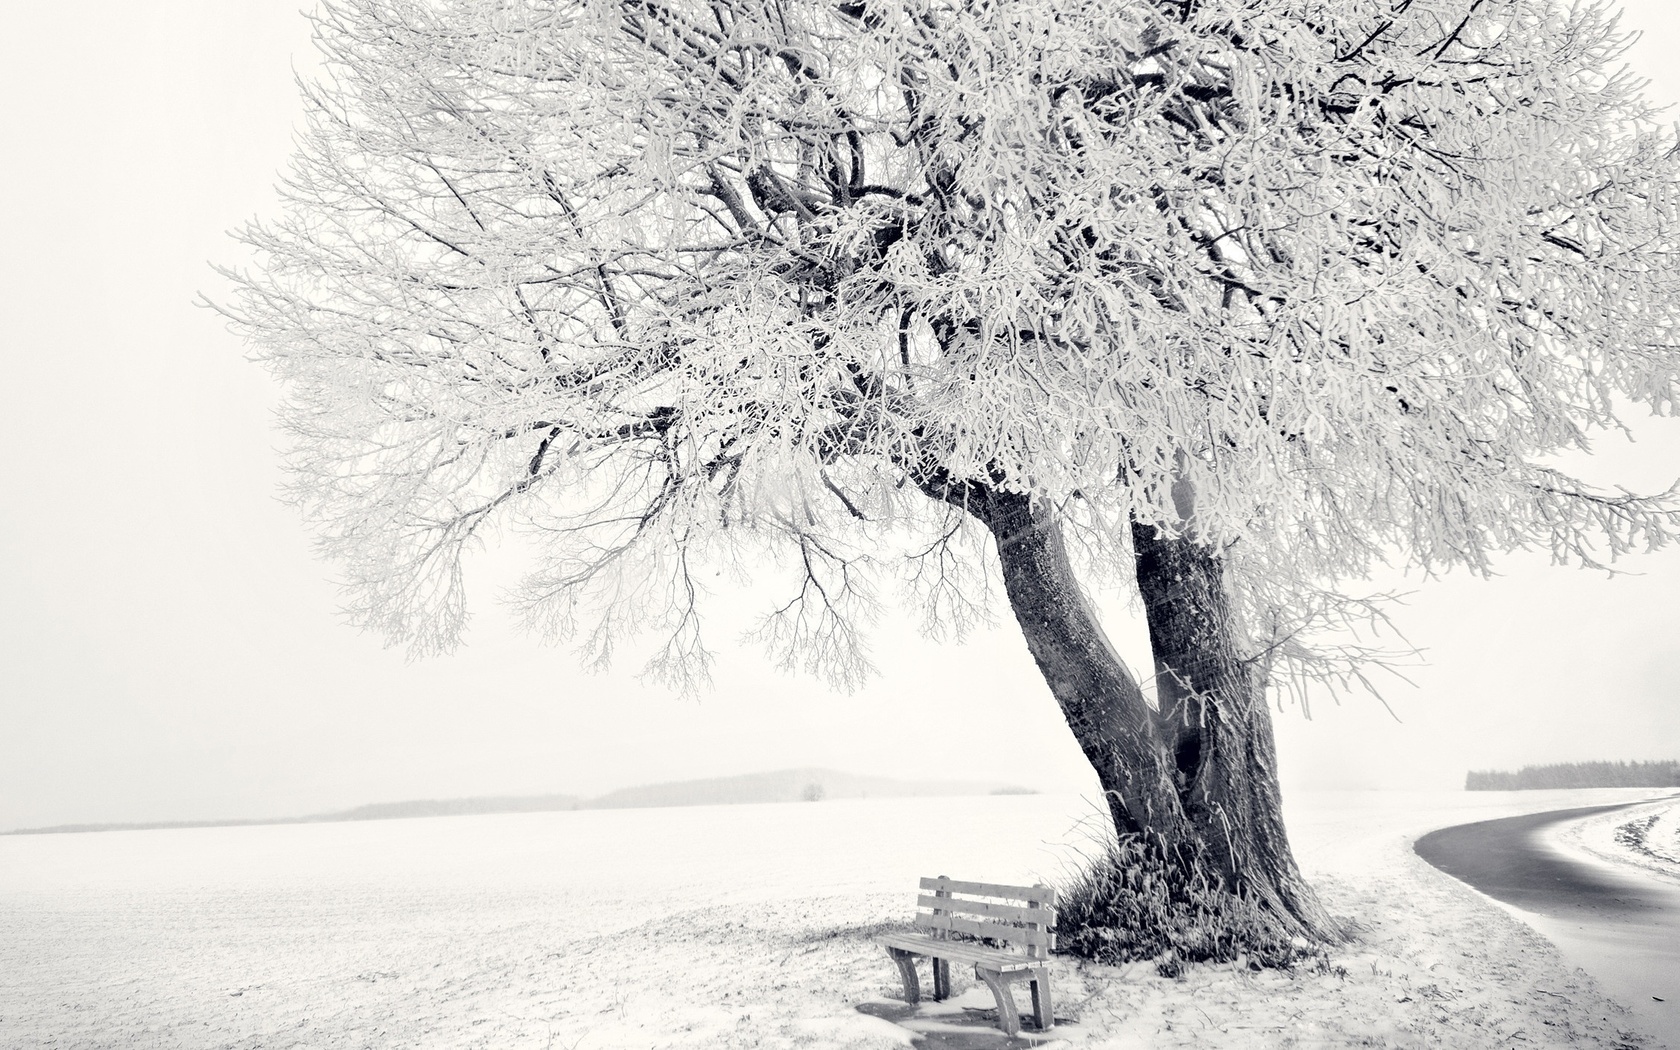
[876, 932, 1041, 972]
[874, 877, 1056, 1037]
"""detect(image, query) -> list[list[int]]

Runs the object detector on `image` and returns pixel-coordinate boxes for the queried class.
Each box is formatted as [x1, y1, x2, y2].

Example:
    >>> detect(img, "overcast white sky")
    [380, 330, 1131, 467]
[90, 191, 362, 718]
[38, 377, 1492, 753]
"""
[3, 2, 1680, 832]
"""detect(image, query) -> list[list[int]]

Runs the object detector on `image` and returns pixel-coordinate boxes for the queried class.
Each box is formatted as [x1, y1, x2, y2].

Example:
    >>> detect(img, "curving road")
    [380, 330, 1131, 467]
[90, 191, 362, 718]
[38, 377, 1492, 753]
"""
[1415, 798, 1680, 1049]
[1414, 802, 1669, 917]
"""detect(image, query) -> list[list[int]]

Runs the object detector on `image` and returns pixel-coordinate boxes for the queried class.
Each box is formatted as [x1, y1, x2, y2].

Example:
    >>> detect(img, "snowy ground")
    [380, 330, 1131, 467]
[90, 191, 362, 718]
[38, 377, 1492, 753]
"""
[1557, 794, 1680, 886]
[1, 788, 1671, 1049]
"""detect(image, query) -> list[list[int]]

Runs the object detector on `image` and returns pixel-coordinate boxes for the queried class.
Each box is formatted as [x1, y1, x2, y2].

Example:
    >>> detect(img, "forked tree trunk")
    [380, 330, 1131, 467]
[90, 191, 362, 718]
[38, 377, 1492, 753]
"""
[974, 489, 1336, 942]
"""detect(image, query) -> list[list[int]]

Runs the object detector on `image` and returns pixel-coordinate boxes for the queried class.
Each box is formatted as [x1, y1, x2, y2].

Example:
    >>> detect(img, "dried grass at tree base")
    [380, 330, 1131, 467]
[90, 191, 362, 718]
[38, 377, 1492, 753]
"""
[1056, 835, 1332, 977]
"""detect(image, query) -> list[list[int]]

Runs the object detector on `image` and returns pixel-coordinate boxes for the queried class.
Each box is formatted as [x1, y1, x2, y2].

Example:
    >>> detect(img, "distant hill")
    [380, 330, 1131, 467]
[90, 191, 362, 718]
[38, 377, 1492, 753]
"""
[4, 793, 584, 836]
[1466, 760, 1680, 790]
[322, 793, 583, 821]
[582, 768, 1027, 809]
[2, 769, 1032, 835]
[1, 817, 280, 836]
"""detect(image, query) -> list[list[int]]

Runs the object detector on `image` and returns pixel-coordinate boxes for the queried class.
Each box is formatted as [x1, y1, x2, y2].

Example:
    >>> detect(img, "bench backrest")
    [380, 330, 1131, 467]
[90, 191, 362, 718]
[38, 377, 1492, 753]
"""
[915, 876, 1057, 957]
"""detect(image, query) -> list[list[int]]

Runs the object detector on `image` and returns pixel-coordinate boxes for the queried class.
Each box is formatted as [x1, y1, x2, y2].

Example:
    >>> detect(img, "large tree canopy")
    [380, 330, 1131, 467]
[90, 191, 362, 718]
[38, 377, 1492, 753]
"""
[224, 0, 1680, 957]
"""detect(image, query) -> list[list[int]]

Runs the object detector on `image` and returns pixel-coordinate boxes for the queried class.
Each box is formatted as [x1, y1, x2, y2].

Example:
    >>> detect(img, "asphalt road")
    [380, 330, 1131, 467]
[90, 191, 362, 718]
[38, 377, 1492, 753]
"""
[1415, 798, 1680, 1048]
[1414, 802, 1668, 918]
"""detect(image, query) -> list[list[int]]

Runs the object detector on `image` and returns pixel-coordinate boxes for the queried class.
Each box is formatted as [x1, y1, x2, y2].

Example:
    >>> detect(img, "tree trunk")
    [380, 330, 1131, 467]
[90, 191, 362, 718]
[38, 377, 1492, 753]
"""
[977, 489, 1336, 942]
[1129, 519, 1337, 939]
[978, 491, 1188, 845]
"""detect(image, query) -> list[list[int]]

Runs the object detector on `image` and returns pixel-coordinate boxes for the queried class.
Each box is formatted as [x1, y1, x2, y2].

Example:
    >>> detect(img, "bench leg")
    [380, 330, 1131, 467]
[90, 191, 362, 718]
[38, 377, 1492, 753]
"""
[975, 966, 1021, 1037]
[932, 957, 950, 1000]
[885, 947, 921, 1005]
[1029, 966, 1052, 1031]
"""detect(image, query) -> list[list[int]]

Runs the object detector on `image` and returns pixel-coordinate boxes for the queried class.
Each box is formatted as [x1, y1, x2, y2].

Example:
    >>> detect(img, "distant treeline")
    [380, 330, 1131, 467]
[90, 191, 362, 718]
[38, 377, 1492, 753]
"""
[1466, 760, 1680, 790]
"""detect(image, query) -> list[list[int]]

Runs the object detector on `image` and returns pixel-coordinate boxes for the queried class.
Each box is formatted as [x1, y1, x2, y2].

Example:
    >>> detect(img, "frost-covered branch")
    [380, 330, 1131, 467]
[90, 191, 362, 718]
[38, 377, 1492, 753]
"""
[218, 0, 1680, 695]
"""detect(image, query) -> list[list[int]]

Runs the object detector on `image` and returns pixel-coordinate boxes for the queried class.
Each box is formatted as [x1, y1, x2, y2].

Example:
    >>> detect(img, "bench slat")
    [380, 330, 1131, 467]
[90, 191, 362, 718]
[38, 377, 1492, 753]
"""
[877, 932, 1044, 972]
[917, 894, 1055, 926]
[919, 877, 1056, 906]
[916, 911, 1053, 948]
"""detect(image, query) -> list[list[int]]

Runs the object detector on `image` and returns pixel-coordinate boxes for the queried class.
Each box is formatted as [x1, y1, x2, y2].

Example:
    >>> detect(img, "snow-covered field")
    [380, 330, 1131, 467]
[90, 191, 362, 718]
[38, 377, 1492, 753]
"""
[1, 788, 1671, 1049]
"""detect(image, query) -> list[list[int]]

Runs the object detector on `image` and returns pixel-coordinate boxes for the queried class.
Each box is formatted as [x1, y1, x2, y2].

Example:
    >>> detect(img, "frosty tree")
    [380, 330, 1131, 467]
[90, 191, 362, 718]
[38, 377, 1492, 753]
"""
[223, 0, 1680, 955]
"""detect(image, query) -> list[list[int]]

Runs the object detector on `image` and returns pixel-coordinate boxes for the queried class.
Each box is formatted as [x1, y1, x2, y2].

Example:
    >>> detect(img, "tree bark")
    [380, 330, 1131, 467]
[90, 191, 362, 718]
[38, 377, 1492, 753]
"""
[979, 490, 1188, 845]
[970, 488, 1335, 942]
[1130, 519, 1337, 939]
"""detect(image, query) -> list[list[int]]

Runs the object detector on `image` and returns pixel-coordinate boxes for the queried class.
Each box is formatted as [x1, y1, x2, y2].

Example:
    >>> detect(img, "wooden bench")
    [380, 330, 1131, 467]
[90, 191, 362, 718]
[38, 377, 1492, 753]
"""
[876, 876, 1056, 1037]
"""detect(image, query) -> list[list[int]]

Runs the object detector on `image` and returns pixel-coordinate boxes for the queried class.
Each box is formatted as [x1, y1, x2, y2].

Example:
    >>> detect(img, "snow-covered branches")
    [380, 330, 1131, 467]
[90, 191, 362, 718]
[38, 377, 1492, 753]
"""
[220, 0, 1680, 689]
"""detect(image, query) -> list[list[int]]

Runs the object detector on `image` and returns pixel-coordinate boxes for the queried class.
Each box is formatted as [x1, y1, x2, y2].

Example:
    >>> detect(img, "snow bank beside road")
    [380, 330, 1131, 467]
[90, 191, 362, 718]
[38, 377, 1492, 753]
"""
[0, 790, 1666, 1049]
[1556, 795, 1680, 885]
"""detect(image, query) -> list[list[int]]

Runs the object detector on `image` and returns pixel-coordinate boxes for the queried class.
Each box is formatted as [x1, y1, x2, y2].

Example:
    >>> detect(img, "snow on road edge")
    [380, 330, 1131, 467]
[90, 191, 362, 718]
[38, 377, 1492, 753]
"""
[1555, 796, 1680, 886]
